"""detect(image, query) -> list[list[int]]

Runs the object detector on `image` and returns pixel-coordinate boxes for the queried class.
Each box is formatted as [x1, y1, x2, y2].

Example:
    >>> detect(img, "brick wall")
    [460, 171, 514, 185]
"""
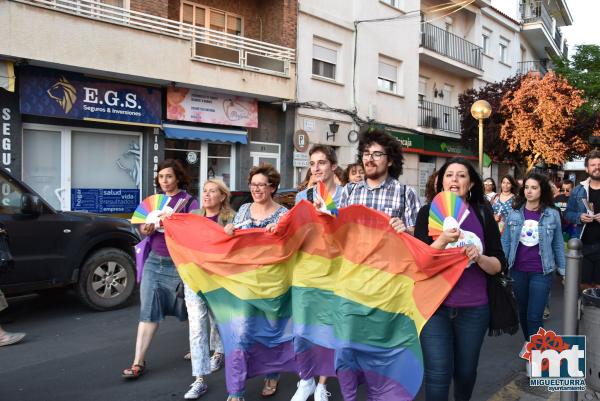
[166, 0, 297, 49]
[130, 0, 169, 19]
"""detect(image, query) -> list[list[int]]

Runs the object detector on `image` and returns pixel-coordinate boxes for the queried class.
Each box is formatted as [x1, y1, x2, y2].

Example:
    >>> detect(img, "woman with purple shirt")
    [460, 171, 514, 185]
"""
[122, 159, 198, 380]
[501, 173, 565, 343]
[414, 158, 506, 401]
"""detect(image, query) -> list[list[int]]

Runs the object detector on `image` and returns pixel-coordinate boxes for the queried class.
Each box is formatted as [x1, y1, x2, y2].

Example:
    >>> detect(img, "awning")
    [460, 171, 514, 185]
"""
[162, 123, 248, 144]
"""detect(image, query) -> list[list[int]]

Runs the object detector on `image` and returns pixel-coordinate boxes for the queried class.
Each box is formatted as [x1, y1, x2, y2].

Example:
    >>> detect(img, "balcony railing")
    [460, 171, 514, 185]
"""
[520, 0, 553, 35]
[15, 0, 295, 76]
[420, 23, 482, 70]
[418, 100, 460, 134]
[517, 60, 549, 76]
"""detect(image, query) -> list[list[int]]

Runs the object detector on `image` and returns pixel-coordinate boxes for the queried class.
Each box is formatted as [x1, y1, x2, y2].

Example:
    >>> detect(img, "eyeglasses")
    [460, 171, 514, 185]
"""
[249, 183, 271, 190]
[361, 151, 387, 161]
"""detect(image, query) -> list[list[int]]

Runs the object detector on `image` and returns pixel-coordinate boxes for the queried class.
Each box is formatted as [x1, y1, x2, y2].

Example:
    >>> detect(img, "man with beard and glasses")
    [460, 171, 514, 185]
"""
[566, 150, 600, 290]
[340, 127, 421, 234]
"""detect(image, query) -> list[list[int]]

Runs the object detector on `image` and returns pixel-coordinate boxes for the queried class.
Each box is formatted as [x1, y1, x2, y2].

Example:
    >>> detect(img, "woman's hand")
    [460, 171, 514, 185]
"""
[389, 217, 406, 233]
[224, 223, 234, 236]
[439, 227, 460, 246]
[140, 223, 156, 236]
[464, 244, 480, 263]
[494, 214, 501, 222]
[265, 223, 277, 233]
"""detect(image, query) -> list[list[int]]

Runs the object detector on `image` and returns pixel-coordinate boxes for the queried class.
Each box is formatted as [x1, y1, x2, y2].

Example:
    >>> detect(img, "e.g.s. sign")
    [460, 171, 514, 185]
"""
[19, 66, 161, 127]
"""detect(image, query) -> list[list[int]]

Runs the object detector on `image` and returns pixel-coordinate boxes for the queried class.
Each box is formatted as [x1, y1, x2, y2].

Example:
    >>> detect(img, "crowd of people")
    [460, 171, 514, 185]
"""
[121, 126, 600, 401]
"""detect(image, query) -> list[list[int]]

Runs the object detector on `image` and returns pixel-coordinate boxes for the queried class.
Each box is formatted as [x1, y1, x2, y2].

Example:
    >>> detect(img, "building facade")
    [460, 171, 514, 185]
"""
[0, 0, 297, 214]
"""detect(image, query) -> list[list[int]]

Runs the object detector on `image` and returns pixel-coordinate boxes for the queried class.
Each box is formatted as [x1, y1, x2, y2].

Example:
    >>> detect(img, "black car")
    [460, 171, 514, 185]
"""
[0, 168, 139, 310]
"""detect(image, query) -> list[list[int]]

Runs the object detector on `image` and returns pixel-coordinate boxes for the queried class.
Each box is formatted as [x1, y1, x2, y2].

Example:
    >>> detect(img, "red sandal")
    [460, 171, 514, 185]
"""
[122, 362, 146, 379]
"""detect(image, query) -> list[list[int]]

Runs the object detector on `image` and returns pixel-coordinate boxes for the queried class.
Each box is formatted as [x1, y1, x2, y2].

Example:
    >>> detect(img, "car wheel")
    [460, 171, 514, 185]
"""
[76, 248, 135, 311]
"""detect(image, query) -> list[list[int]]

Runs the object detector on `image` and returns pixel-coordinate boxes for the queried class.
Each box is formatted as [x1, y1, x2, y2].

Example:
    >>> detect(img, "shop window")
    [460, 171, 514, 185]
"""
[22, 125, 142, 213]
[208, 143, 232, 187]
[0, 173, 24, 215]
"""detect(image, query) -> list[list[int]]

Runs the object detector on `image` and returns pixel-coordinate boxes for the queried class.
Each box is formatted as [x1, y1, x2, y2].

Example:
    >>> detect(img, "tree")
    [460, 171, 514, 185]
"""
[553, 44, 600, 140]
[458, 75, 524, 165]
[500, 72, 588, 170]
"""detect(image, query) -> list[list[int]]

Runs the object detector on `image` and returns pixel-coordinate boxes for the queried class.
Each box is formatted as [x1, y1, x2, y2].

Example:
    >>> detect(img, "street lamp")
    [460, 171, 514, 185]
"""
[470, 100, 492, 174]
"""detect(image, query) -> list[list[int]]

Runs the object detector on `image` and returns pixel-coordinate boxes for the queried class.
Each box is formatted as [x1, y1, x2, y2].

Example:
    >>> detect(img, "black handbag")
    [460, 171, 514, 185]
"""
[0, 227, 14, 275]
[487, 272, 519, 336]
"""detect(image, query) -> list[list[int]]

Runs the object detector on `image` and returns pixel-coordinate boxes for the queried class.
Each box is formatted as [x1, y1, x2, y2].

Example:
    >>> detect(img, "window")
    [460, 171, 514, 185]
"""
[499, 37, 510, 63]
[312, 43, 337, 80]
[180, 2, 243, 36]
[378, 59, 398, 93]
[418, 76, 428, 104]
[381, 0, 400, 7]
[0, 173, 24, 215]
[482, 28, 491, 55]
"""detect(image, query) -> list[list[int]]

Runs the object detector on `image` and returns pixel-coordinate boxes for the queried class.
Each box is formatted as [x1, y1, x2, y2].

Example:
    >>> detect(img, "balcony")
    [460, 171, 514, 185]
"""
[517, 60, 549, 76]
[419, 23, 483, 77]
[519, 0, 567, 58]
[1, 0, 295, 99]
[418, 100, 460, 134]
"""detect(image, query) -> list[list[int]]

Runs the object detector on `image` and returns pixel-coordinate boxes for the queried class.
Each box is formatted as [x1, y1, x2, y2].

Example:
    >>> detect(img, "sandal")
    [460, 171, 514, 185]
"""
[261, 378, 278, 397]
[184, 351, 191, 360]
[122, 362, 146, 379]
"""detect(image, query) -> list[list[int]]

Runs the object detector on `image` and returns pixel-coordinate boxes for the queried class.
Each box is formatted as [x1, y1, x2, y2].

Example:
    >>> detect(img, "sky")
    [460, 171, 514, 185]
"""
[491, 0, 600, 57]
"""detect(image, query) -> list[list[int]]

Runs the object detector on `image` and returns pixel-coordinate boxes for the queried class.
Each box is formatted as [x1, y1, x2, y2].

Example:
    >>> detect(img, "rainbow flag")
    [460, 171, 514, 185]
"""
[164, 201, 467, 400]
[316, 181, 339, 216]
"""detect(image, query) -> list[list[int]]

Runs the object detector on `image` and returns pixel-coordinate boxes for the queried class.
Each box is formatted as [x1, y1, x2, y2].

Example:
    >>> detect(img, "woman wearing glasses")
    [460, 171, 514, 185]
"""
[223, 163, 288, 401]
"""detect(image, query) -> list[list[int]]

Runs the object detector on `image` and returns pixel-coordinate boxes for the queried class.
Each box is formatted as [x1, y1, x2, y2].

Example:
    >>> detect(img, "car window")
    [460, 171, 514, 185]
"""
[0, 174, 24, 214]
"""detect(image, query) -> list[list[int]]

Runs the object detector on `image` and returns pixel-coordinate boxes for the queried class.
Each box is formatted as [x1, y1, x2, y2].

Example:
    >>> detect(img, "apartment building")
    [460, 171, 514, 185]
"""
[0, 0, 297, 214]
[292, 0, 571, 199]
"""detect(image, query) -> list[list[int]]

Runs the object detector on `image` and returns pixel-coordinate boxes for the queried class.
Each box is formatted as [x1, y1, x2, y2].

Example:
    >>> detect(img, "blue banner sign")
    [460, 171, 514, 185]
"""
[20, 66, 161, 127]
[71, 188, 139, 214]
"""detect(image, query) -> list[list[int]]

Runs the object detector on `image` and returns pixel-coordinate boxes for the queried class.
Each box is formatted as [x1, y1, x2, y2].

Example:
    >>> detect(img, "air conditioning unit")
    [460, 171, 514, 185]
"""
[425, 116, 438, 129]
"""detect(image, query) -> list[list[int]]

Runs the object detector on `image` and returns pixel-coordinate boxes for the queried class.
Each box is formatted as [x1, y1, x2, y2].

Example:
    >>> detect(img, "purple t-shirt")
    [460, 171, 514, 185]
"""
[149, 191, 199, 256]
[444, 205, 489, 307]
[207, 214, 219, 223]
[514, 208, 543, 273]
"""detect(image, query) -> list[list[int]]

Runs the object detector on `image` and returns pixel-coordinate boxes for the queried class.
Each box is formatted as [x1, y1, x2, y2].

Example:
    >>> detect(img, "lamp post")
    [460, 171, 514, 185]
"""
[470, 100, 492, 174]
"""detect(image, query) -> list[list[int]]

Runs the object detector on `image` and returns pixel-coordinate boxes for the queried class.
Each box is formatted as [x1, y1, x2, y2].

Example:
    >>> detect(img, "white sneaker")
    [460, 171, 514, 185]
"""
[210, 353, 224, 372]
[290, 378, 316, 401]
[184, 378, 208, 400]
[314, 384, 331, 401]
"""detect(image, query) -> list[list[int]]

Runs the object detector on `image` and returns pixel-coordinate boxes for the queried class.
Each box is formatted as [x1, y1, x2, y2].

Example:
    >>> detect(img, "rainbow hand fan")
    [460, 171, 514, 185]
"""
[316, 181, 339, 217]
[428, 191, 470, 238]
[131, 194, 172, 225]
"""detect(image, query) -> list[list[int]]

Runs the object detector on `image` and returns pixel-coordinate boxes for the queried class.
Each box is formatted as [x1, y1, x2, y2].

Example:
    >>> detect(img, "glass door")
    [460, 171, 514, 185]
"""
[23, 128, 65, 210]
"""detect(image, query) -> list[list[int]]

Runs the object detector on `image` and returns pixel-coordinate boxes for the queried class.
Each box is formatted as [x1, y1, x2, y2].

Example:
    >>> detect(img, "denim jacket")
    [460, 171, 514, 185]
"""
[565, 179, 591, 239]
[501, 206, 565, 275]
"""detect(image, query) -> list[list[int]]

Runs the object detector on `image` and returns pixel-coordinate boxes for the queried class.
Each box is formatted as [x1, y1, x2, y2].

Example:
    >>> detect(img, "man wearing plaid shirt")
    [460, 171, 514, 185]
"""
[340, 127, 421, 234]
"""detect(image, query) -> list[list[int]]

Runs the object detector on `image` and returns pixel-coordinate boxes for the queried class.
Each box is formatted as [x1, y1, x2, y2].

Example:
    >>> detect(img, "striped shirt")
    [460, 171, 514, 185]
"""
[339, 177, 422, 227]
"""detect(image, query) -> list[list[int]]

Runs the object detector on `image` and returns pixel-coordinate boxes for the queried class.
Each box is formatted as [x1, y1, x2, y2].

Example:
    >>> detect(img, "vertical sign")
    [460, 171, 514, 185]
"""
[0, 88, 22, 178]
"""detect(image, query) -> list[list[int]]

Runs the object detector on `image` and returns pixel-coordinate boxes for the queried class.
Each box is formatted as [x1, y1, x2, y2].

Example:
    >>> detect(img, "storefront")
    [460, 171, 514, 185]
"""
[164, 87, 258, 195]
[390, 130, 477, 202]
[18, 66, 162, 214]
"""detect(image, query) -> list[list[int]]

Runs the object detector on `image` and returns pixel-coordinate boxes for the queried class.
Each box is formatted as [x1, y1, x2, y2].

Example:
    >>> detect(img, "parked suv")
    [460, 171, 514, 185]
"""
[0, 168, 139, 311]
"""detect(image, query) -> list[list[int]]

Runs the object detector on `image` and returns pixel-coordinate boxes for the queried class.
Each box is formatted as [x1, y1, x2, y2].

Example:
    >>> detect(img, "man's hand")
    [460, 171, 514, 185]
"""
[389, 217, 406, 233]
[581, 213, 595, 224]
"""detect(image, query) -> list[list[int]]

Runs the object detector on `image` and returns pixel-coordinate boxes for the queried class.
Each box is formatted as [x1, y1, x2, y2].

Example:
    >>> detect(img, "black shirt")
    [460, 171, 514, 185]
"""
[582, 187, 600, 244]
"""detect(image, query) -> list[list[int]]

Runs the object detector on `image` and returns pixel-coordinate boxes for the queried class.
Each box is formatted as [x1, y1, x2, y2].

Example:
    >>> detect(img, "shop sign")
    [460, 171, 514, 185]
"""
[424, 137, 477, 159]
[167, 87, 258, 128]
[0, 88, 21, 178]
[19, 66, 162, 127]
[389, 131, 424, 153]
[71, 188, 140, 214]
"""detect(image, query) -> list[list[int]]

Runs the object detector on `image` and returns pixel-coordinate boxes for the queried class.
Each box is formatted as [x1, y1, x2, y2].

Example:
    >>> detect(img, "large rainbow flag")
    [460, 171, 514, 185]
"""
[164, 201, 468, 400]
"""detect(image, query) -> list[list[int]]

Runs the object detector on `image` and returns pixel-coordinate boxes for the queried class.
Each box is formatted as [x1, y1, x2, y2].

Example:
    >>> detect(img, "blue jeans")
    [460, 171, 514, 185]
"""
[511, 270, 553, 340]
[420, 305, 490, 401]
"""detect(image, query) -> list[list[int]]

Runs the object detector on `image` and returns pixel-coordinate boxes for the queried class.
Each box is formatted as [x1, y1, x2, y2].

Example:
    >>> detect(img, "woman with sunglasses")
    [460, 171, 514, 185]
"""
[223, 163, 288, 401]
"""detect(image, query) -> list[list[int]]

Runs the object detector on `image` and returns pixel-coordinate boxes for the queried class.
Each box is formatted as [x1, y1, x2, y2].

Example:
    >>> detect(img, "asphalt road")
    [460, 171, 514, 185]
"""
[0, 277, 566, 401]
